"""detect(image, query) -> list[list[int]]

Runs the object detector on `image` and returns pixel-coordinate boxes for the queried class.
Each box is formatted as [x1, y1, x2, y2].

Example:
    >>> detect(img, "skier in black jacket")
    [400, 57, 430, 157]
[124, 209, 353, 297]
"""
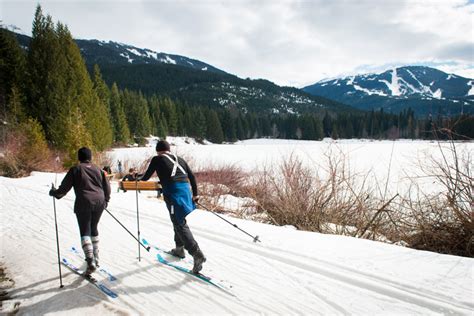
[140, 140, 206, 273]
[50, 147, 111, 274]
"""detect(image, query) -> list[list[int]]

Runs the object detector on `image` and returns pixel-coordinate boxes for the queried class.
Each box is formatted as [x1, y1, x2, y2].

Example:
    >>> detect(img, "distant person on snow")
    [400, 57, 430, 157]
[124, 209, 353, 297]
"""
[49, 147, 111, 275]
[117, 160, 123, 175]
[140, 140, 205, 273]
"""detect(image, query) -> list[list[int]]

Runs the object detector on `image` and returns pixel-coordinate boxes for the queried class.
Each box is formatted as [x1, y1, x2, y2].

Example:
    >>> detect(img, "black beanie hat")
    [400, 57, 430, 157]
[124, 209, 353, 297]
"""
[156, 140, 170, 152]
[78, 147, 92, 162]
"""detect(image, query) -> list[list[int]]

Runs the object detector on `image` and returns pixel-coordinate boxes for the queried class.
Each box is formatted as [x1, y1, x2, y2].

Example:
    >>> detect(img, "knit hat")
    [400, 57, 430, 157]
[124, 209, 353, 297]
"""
[78, 147, 92, 162]
[156, 140, 170, 152]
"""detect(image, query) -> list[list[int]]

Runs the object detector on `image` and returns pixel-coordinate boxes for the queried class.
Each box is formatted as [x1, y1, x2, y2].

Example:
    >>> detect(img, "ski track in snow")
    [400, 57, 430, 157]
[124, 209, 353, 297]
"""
[1, 141, 473, 315]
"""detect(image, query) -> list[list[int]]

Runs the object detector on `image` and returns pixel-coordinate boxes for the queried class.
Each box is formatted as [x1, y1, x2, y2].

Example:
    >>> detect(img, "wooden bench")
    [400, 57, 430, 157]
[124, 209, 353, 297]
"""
[119, 181, 162, 191]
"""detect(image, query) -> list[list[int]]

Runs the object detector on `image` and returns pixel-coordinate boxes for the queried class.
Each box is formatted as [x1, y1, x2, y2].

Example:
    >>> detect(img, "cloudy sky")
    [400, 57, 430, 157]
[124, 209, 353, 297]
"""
[1, 0, 473, 87]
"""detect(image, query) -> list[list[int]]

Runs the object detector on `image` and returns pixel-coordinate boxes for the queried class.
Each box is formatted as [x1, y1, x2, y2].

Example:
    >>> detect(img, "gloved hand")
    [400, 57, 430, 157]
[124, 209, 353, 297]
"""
[192, 195, 200, 203]
[49, 189, 56, 197]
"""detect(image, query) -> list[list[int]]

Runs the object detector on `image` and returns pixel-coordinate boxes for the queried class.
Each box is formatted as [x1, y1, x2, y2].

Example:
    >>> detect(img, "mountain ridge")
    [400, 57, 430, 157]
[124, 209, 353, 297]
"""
[303, 66, 474, 116]
[14, 30, 354, 115]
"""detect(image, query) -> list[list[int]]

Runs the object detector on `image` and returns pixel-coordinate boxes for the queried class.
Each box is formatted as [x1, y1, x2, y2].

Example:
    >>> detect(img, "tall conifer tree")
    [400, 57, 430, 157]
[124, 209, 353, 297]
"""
[109, 83, 130, 144]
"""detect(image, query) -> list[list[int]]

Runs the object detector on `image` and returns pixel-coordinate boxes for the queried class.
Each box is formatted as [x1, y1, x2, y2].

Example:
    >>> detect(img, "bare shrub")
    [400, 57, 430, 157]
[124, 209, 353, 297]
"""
[0, 119, 58, 177]
[245, 152, 397, 237]
[93, 151, 114, 172]
[396, 139, 473, 256]
[195, 162, 249, 207]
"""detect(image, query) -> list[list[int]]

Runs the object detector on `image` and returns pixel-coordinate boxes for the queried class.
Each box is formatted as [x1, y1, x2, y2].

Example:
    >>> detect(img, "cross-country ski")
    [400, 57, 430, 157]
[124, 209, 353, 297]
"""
[61, 258, 118, 299]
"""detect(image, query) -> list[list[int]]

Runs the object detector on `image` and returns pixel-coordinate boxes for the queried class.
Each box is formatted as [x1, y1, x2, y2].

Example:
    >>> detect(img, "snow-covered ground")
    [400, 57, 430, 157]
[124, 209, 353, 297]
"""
[1, 139, 473, 315]
[111, 137, 473, 196]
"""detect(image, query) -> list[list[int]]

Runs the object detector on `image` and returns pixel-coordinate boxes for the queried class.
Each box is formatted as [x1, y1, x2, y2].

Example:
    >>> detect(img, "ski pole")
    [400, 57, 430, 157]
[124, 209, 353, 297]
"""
[51, 183, 64, 288]
[196, 201, 261, 243]
[104, 208, 151, 252]
[135, 180, 141, 261]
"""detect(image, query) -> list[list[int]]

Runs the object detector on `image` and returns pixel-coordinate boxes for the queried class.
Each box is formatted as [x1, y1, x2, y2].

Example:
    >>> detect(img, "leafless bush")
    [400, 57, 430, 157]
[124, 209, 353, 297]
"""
[0, 121, 58, 177]
[93, 151, 113, 171]
[396, 139, 473, 256]
[195, 162, 249, 207]
[244, 152, 397, 238]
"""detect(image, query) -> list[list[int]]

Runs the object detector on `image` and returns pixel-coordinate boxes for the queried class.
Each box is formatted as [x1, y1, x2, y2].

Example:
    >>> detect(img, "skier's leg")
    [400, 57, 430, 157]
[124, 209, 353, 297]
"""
[91, 209, 103, 266]
[76, 211, 96, 274]
[76, 211, 93, 258]
[164, 200, 187, 258]
[173, 219, 206, 273]
[167, 205, 198, 255]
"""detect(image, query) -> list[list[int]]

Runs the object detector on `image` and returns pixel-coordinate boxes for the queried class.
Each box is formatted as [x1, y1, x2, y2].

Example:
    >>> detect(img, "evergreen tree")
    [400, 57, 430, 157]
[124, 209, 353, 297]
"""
[109, 83, 130, 144]
[194, 108, 207, 140]
[91, 64, 114, 149]
[57, 22, 110, 151]
[300, 115, 316, 140]
[148, 95, 161, 135]
[7, 86, 26, 125]
[314, 117, 323, 140]
[322, 111, 332, 137]
[161, 97, 178, 135]
[206, 110, 224, 143]
[331, 123, 339, 139]
[159, 115, 169, 137]
[0, 28, 27, 124]
[235, 114, 246, 140]
[221, 110, 237, 141]
[122, 90, 151, 139]
[27, 6, 65, 142]
[17, 118, 50, 167]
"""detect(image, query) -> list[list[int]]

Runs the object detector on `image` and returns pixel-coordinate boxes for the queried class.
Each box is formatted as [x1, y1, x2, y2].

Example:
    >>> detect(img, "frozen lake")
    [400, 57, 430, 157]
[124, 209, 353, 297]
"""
[108, 138, 473, 197]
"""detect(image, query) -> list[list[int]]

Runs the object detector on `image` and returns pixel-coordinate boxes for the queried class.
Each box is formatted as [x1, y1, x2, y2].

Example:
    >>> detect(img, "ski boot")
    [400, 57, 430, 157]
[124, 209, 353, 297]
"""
[192, 249, 206, 274]
[85, 257, 97, 275]
[169, 246, 185, 259]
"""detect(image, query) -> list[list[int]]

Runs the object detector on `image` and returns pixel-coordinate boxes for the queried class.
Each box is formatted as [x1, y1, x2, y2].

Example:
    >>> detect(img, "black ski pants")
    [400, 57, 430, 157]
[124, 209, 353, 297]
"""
[76, 208, 103, 237]
[164, 198, 198, 256]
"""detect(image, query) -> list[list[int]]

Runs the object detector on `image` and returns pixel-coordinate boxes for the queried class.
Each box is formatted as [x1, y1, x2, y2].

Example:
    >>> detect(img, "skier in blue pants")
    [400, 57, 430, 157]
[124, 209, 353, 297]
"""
[140, 140, 206, 274]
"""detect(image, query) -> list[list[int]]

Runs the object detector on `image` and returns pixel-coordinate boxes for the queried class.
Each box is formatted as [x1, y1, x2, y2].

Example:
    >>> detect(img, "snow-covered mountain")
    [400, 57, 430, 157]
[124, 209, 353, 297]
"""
[13, 31, 349, 115]
[76, 39, 227, 75]
[14, 32, 226, 75]
[303, 66, 474, 116]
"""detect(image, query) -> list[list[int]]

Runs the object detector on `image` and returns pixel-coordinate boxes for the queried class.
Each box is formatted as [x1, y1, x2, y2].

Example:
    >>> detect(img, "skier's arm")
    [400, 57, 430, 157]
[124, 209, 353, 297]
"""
[51, 168, 74, 199]
[139, 157, 157, 181]
[102, 170, 111, 203]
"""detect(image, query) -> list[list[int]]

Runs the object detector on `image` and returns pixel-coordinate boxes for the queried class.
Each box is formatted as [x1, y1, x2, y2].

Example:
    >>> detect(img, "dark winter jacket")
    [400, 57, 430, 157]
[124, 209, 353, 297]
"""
[140, 153, 198, 196]
[52, 162, 111, 213]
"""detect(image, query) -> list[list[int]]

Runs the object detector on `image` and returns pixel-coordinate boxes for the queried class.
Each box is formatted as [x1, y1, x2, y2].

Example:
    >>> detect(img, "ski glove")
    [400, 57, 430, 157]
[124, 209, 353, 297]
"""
[49, 189, 56, 197]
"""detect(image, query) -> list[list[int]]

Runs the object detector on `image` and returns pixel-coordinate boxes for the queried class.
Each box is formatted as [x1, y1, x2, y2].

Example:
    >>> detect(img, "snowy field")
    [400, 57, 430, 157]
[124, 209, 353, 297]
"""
[110, 137, 473, 196]
[1, 138, 473, 315]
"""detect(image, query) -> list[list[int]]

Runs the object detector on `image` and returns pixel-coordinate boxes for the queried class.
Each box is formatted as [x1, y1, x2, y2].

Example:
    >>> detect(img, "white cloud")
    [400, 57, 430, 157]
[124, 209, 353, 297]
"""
[1, 0, 472, 86]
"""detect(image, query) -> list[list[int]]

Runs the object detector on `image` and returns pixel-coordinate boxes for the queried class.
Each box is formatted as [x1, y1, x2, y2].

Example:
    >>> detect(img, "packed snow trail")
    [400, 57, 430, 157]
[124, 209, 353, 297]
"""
[1, 172, 473, 315]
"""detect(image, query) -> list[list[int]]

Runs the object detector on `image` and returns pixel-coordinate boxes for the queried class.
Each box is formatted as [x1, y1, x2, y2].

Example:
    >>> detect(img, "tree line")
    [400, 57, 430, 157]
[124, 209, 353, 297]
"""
[1, 6, 472, 169]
